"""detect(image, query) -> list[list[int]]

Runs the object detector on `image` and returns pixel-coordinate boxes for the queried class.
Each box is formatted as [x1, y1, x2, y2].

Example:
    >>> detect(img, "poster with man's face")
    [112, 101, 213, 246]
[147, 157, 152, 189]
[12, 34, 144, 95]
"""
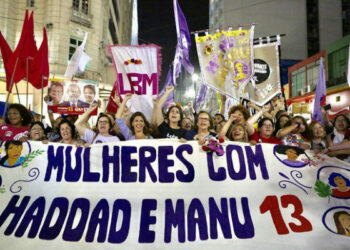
[47, 80, 99, 115]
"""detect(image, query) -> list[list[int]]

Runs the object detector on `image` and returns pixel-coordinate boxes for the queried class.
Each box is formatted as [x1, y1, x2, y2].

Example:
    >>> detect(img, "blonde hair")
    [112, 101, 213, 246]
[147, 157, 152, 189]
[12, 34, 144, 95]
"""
[229, 123, 249, 142]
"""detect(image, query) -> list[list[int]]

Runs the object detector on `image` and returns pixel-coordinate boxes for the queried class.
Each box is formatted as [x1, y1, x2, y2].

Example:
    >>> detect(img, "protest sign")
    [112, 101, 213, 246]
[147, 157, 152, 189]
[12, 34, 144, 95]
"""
[0, 140, 349, 249]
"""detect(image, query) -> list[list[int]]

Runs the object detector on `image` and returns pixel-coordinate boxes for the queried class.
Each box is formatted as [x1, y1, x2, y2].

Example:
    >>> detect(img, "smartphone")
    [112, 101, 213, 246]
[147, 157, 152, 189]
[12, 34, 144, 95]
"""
[323, 104, 331, 111]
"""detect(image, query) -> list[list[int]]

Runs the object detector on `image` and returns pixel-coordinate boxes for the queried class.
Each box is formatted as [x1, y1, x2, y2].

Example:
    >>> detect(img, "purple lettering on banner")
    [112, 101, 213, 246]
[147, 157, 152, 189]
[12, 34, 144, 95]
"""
[0, 195, 30, 235]
[229, 197, 254, 239]
[85, 199, 109, 243]
[138, 199, 157, 243]
[175, 145, 194, 182]
[15, 197, 45, 238]
[118, 73, 133, 95]
[207, 152, 226, 181]
[38, 198, 68, 240]
[108, 199, 131, 243]
[139, 146, 157, 182]
[83, 148, 100, 182]
[227, 145, 246, 180]
[102, 146, 120, 183]
[45, 146, 64, 182]
[65, 147, 82, 182]
[245, 145, 269, 180]
[121, 146, 138, 182]
[188, 198, 208, 241]
[62, 198, 90, 242]
[164, 199, 185, 243]
[128, 73, 143, 94]
[142, 73, 158, 95]
[209, 197, 232, 239]
[158, 146, 175, 183]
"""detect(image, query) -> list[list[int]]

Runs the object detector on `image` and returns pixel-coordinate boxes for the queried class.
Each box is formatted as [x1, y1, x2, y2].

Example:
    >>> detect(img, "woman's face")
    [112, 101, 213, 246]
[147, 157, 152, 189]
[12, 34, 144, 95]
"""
[279, 116, 289, 128]
[84, 88, 95, 103]
[7, 108, 22, 126]
[334, 116, 348, 133]
[132, 115, 145, 133]
[312, 123, 326, 138]
[30, 124, 44, 141]
[197, 113, 210, 131]
[181, 118, 192, 131]
[216, 120, 226, 133]
[7, 143, 23, 160]
[292, 118, 305, 133]
[339, 214, 350, 231]
[260, 120, 273, 137]
[168, 107, 181, 123]
[60, 123, 72, 141]
[97, 117, 110, 134]
[231, 125, 245, 141]
[285, 148, 298, 161]
[334, 176, 347, 188]
[233, 110, 245, 124]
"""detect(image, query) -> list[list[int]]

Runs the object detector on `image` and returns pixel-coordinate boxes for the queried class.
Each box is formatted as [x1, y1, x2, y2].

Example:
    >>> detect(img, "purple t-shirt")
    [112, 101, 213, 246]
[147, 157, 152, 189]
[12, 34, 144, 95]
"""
[83, 128, 120, 144]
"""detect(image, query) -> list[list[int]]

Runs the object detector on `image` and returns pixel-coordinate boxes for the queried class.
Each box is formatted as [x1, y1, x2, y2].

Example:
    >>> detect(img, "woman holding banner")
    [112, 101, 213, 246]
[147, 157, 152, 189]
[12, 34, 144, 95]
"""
[114, 93, 153, 140]
[75, 103, 120, 144]
[185, 111, 216, 141]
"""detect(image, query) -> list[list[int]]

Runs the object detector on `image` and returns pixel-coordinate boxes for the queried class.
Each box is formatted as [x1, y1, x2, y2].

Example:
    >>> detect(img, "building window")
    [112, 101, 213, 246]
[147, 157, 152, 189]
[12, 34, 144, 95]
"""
[72, 0, 89, 14]
[291, 67, 306, 97]
[343, 0, 350, 36]
[328, 46, 348, 87]
[26, 0, 35, 7]
[306, 0, 319, 57]
[69, 37, 83, 60]
[307, 59, 321, 93]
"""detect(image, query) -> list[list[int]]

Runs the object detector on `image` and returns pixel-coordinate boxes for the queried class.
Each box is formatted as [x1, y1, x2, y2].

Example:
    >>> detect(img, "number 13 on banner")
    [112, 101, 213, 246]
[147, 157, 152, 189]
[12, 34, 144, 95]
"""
[260, 195, 313, 235]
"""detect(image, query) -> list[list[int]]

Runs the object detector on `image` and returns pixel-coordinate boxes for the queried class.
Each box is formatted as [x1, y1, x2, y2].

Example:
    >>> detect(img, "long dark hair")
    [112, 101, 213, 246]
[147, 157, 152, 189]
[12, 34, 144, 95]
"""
[0, 141, 23, 165]
[274, 114, 290, 136]
[30, 121, 47, 140]
[5, 104, 33, 126]
[130, 112, 150, 135]
[166, 106, 183, 127]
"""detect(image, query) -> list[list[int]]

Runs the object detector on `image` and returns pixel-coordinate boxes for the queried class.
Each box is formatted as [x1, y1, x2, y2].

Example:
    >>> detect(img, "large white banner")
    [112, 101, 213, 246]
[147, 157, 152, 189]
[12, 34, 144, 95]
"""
[0, 140, 349, 249]
[108, 45, 160, 120]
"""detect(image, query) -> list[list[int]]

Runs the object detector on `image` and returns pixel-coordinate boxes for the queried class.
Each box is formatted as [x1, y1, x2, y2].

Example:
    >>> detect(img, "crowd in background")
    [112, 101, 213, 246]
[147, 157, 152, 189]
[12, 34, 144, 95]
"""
[0, 85, 349, 164]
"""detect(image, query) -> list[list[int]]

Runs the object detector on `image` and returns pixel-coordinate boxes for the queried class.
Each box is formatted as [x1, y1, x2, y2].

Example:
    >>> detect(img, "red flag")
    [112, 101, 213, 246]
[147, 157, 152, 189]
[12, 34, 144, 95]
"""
[0, 31, 14, 89]
[106, 80, 119, 113]
[4, 10, 38, 91]
[28, 28, 49, 89]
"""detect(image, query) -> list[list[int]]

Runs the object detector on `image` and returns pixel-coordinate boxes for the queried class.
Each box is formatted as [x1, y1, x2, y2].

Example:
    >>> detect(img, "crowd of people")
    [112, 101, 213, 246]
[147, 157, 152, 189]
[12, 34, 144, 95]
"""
[0, 85, 349, 163]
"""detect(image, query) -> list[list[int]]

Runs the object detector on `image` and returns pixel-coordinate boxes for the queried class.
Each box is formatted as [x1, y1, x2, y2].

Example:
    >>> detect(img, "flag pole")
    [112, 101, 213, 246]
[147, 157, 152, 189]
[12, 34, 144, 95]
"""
[3, 57, 19, 117]
[41, 74, 44, 122]
[26, 58, 29, 108]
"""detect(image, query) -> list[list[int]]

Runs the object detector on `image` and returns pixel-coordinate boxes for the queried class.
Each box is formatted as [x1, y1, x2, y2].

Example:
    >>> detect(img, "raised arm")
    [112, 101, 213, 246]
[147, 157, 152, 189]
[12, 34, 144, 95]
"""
[154, 86, 174, 126]
[75, 103, 98, 137]
[276, 123, 299, 138]
[115, 93, 132, 119]
[246, 105, 270, 135]
[219, 113, 235, 139]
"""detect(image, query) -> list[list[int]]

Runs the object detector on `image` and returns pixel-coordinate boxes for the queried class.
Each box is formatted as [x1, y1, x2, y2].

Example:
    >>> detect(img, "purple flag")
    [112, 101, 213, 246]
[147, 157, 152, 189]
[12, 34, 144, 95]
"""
[172, 0, 194, 85]
[312, 58, 326, 125]
[159, 67, 174, 110]
[196, 84, 207, 111]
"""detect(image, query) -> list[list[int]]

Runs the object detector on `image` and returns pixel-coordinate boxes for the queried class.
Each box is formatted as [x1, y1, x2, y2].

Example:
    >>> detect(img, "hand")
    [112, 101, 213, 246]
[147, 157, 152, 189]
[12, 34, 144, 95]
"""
[179, 138, 187, 143]
[111, 93, 121, 105]
[152, 96, 158, 105]
[262, 105, 270, 113]
[122, 93, 133, 103]
[229, 113, 238, 122]
[250, 140, 257, 146]
[89, 103, 98, 111]
[247, 102, 255, 108]
[165, 86, 174, 93]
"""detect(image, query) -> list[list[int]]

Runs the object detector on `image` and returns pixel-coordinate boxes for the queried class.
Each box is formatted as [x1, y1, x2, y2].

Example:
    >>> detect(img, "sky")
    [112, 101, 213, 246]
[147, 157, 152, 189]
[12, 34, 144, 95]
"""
[138, 0, 209, 89]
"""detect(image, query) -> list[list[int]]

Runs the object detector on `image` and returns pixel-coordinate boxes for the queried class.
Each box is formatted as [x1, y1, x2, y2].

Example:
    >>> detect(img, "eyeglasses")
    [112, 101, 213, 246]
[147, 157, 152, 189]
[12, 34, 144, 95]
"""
[98, 120, 109, 124]
[262, 124, 273, 128]
[198, 117, 210, 121]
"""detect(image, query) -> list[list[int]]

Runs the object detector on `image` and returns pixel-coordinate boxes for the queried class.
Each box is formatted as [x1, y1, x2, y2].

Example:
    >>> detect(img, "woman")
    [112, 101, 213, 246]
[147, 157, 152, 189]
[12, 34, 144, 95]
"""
[29, 121, 47, 141]
[228, 123, 249, 142]
[275, 145, 306, 167]
[115, 94, 153, 140]
[326, 114, 350, 155]
[153, 86, 187, 139]
[273, 114, 290, 136]
[333, 211, 350, 236]
[0, 104, 33, 141]
[328, 173, 350, 198]
[309, 121, 327, 153]
[276, 116, 310, 149]
[58, 119, 80, 145]
[249, 118, 282, 145]
[75, 103, 120, 144]
[185, 111, 216, 140]
[0, 141, 25, 167]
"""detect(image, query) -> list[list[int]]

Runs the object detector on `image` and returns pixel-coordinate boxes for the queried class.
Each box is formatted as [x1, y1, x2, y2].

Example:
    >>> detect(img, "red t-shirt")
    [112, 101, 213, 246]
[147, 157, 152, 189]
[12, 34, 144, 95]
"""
[0, 124, 30, 141]
[250, 130, 282, 144]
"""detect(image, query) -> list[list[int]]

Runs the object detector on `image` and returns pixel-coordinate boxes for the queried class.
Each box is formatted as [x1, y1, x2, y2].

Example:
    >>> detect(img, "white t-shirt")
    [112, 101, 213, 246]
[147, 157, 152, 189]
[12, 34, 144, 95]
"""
[83, 128, 120, 144]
